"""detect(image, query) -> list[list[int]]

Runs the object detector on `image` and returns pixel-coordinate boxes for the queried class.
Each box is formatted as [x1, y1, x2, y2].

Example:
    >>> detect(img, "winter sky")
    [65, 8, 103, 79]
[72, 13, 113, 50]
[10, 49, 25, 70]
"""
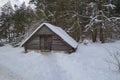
[0, 0, 30, 7]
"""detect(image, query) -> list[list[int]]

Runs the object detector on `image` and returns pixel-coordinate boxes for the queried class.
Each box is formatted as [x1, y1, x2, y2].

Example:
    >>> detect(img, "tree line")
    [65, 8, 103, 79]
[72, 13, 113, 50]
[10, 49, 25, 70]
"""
[0, 0, 120, 46]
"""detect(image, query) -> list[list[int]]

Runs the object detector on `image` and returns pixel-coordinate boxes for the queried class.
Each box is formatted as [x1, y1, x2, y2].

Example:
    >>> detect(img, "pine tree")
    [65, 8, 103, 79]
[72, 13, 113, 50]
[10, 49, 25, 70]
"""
[0, 2, 14, 43]
[30, 0, 120, 42]
[11, 2, 36, 46]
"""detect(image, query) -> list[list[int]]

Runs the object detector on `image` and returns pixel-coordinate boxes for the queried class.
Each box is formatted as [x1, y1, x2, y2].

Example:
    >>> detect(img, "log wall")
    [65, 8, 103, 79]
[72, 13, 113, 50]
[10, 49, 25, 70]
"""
[24, 25, 74, 53]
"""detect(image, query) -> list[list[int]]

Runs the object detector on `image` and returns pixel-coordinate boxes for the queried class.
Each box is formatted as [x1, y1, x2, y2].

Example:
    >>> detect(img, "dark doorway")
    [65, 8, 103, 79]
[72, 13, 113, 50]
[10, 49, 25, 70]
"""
[40, 35, 52, 51]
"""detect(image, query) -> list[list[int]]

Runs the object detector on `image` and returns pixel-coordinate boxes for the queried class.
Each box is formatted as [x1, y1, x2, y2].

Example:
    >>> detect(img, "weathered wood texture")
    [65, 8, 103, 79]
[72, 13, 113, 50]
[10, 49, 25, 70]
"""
[24, 25, 75, 53]
[52, 35, 73, 51]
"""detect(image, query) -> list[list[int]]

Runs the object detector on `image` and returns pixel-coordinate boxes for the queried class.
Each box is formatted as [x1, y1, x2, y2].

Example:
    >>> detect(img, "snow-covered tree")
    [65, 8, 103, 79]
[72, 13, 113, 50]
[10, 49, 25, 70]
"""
[84, 0, 120, 43]
[0, 0, 119, 46]
[11, 2, 36, 46]
[0, 1, 14, 42]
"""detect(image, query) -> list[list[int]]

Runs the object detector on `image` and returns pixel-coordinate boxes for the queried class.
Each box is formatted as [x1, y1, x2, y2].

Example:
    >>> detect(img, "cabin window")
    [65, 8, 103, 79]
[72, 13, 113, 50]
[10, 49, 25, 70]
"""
[39, 35, 52, 51]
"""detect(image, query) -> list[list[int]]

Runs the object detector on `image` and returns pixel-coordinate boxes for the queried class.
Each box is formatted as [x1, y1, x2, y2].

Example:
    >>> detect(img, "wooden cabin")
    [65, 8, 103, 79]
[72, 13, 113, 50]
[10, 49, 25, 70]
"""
[20, 23, 78, 53]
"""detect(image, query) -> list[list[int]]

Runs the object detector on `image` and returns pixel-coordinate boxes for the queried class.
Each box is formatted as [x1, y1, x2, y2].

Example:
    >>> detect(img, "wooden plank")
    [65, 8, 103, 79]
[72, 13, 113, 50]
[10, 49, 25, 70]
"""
[36, 25, 54, 35]
[27, 45, 40, 50]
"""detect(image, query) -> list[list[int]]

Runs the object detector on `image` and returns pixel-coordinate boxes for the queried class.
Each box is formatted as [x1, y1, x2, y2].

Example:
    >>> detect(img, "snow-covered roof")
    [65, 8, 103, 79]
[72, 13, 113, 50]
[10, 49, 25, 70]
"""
[21, 23, 78, 48]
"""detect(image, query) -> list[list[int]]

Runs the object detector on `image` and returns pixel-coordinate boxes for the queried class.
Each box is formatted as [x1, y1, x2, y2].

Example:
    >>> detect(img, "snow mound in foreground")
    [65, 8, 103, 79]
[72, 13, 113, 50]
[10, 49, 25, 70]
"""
[0, 42, 120, 80]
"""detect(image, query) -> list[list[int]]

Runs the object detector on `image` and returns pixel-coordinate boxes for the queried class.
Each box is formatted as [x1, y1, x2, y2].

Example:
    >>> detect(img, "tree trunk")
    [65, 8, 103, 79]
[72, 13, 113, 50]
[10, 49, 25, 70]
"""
[92, 28, 97, 42]
[100, 28, 105, 43]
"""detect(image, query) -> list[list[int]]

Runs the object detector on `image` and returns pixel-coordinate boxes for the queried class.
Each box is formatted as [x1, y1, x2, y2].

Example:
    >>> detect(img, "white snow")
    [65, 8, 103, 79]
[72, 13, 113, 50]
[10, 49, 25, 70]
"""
[104, 4, 116, 9]
[0, 0, 29, 7]
[0, 64, 23, 80]
[95, 19, 102, 23]
[88, 2, 96, 8]
[0, 0, 21, 8]
[21, 23, 78, 48]
[0, 41, 120, 80]
[0, 0, 9, 7]
[110, 17, 120, 21]
[0, 0, 30, 8]
[20, 0, 30, 6]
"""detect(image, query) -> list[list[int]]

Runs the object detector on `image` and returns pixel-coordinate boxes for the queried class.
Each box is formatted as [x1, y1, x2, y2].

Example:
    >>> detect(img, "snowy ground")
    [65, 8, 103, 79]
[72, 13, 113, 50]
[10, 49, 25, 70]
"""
[0, 41, 120, 80]
[0, 64, 23, 80]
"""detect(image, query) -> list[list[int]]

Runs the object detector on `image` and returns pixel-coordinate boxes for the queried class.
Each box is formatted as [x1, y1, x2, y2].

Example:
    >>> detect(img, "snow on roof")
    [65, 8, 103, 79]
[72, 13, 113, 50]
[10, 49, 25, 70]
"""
[20, 23, 78, 48]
